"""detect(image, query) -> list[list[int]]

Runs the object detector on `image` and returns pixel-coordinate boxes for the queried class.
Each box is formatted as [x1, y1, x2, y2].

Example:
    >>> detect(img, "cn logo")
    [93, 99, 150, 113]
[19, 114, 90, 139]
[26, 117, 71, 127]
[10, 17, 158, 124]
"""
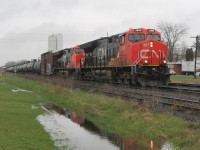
[140, 50, 159, 59]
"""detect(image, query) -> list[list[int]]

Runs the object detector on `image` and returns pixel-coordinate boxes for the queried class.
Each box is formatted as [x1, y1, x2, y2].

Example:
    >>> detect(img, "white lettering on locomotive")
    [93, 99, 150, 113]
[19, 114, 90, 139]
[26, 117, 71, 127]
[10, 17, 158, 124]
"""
[140, 49, 159, 59]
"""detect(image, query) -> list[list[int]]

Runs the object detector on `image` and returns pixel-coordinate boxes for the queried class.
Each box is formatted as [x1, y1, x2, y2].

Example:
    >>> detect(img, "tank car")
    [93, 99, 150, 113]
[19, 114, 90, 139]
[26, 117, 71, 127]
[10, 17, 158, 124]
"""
[27, 61, 35, 72]
[79, 28, 169, 86]
[33, 61, 41, 74]
[22, 63, 28, 72]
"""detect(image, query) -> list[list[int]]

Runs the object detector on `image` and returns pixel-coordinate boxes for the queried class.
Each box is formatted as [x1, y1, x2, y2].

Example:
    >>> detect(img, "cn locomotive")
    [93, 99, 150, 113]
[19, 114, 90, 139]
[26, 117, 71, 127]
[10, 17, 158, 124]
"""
[6, 28, 170, 86]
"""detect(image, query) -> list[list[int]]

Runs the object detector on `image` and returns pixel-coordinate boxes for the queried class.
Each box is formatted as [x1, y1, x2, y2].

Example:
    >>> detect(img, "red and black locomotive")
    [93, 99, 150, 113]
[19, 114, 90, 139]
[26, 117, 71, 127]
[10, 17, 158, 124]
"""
[79, 28, 169, 85]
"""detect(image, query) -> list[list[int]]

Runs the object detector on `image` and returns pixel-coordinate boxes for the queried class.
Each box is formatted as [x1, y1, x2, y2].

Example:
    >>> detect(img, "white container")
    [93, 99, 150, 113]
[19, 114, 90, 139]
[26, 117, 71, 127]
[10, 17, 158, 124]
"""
[182, 61, 200, 72]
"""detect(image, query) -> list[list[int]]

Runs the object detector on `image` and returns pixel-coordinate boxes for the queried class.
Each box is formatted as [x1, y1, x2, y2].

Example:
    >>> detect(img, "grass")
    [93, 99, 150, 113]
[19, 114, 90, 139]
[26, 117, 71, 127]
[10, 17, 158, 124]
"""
[0, 75, 58, 150]
[171, 75, 200, 84]
[1, 74, 200, 149]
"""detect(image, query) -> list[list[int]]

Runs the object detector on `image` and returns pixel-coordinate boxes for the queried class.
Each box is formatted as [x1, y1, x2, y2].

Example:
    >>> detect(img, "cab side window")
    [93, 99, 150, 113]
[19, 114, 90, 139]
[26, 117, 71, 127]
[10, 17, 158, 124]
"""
[118, 34, 125, 45]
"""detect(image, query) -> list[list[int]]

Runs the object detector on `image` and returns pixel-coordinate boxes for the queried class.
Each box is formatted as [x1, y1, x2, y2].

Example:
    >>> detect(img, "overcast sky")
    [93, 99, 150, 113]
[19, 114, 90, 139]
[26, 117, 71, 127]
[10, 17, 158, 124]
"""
[0, 0, 200, 66]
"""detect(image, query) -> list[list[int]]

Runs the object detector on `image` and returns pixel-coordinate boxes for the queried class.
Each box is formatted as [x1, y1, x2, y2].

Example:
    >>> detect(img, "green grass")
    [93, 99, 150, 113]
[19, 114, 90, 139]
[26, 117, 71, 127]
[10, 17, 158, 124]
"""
[0, 76, 58, 150]
[171, 75, 200, 84]
[1, 75, 200, 149]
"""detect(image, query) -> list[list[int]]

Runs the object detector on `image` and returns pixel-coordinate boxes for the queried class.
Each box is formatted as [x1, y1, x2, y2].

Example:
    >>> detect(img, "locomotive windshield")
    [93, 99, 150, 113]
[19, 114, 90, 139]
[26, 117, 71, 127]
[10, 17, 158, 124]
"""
[75, 48, 84, 54]
[146, 34, 160, 41]
[128, 34, 145, 44]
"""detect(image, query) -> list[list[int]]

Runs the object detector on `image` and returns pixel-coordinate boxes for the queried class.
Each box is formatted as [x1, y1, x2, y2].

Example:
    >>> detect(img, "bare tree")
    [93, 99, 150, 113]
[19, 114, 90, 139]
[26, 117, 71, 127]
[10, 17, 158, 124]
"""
[174, 41, 188, 61]
[4, 59, 27, 68]
[157, 21, 189, 62]
[4, 61, 16, 68]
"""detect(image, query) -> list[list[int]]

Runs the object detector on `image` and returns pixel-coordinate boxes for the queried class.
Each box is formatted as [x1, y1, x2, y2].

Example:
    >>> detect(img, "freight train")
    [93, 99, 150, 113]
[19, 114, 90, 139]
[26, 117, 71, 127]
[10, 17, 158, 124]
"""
[6, 28, 170, 86]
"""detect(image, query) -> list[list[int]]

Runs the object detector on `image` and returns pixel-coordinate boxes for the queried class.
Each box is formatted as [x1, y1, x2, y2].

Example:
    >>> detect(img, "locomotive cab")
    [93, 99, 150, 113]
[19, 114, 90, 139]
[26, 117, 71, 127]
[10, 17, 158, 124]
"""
[67, 45, 85, 69]
[125, 29, 167, 65]
[125, 28, 169, 85]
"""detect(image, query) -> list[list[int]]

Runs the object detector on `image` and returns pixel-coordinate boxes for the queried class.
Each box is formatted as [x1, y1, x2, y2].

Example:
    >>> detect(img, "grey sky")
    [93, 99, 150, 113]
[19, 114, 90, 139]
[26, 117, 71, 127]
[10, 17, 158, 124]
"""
[0, 0, 200, 66]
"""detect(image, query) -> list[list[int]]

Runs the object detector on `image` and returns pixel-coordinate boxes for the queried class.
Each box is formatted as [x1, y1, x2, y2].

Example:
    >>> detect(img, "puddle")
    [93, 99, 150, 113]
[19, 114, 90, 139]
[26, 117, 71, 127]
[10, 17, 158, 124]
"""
[38, 103, 174, 150]
[11, 88, 32, 93]
[37, 112, 119, 150]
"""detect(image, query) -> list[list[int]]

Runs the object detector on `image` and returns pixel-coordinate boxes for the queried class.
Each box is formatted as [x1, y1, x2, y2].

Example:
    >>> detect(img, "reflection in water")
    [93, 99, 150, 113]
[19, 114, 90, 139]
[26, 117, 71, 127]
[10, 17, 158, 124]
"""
[39, 103, 174, 150]
[70, 112, 85, 125]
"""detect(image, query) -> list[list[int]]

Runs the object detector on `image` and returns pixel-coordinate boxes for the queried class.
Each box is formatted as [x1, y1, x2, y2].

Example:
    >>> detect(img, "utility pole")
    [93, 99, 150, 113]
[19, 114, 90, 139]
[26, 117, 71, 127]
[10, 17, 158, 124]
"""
[190, 36, 199, 79]
[106, 32, 109, 63]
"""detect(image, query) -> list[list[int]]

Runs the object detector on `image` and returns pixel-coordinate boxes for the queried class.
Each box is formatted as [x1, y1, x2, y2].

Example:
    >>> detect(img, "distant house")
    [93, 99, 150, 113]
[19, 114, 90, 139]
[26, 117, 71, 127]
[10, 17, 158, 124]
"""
[168, 62, 182, 75]
[168, 59, 200, 75]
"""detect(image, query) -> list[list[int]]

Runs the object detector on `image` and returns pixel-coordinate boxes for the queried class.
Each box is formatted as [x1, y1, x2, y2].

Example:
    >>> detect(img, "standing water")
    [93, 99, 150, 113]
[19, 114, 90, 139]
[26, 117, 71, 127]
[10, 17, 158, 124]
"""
[37, 104, 174, 150]
[37, 112, 119, 150]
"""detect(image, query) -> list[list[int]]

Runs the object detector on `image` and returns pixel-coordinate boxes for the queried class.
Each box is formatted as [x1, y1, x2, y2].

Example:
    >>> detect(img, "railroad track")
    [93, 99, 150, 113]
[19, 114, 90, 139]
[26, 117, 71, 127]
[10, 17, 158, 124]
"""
[156, 85, 200, 96]
[169, 82, 200, 88]
[17, 73, 200, 111]
[74, 81, 200, 110]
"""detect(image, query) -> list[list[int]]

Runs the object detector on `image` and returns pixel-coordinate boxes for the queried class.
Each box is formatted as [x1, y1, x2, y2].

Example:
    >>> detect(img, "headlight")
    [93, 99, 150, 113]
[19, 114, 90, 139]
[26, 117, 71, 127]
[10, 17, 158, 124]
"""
[144, 60, 148, 64]
[163, 60, 167, 64]
[150, 42, 153, 48]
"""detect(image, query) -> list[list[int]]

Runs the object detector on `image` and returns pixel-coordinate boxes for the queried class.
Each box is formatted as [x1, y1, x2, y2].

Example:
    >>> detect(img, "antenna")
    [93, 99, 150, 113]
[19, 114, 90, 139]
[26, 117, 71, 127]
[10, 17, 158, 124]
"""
[106, 32, 109, 61]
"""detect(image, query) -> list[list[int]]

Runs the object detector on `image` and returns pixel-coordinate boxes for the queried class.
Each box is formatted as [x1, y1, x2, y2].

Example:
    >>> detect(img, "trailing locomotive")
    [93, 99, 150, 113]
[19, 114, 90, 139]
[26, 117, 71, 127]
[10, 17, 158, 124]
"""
[6, 28, 170, 86]
[40, 45, 85, 76]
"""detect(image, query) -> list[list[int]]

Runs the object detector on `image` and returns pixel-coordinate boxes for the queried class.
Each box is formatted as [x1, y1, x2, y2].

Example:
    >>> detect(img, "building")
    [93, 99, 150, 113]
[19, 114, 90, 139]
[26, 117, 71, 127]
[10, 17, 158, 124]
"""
[168, 59, 200, 75]
[168, 62, 182, 75]
[48, 33, 63, 52]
